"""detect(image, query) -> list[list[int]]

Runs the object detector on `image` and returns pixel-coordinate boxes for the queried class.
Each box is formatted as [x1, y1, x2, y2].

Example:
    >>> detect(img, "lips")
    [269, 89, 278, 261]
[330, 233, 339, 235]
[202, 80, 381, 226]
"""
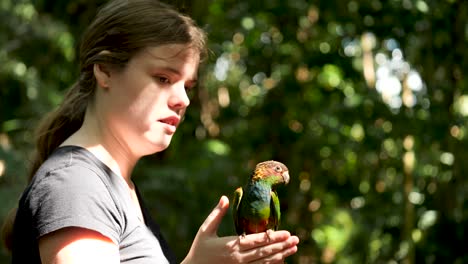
[158, 116, 180, 134]
[159, 116, 180, 127]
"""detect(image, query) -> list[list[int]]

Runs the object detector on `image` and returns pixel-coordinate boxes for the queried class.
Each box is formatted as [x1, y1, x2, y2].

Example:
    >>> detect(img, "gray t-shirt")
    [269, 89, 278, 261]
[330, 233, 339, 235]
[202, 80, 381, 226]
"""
[12, 146, 176, 263]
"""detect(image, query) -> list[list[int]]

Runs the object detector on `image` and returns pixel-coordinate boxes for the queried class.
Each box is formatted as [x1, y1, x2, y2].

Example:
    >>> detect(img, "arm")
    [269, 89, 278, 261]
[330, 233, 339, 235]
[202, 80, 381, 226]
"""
[29, 166, 124, 264]
[39, 227, 119, 264]
[182, 196, 299, 264]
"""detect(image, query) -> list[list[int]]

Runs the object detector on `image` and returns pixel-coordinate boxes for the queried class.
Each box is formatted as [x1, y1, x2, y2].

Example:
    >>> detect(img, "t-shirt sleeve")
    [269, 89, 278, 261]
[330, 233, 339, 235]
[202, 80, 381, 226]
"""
[26, 164, 123, 244]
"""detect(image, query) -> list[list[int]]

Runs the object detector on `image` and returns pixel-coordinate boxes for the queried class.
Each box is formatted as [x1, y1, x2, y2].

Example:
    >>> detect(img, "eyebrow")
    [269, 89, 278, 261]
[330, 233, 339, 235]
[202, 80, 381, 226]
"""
[144, 50, 199, 86]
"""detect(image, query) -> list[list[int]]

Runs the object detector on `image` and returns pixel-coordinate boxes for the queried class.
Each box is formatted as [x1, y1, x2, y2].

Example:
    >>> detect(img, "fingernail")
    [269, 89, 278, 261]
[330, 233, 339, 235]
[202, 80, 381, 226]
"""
[219, 196, 228, 207]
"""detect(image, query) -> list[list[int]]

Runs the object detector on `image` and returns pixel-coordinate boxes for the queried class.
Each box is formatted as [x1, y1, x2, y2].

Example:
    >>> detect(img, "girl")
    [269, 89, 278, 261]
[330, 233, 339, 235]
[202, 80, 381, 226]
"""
[4, 0, 299, 263]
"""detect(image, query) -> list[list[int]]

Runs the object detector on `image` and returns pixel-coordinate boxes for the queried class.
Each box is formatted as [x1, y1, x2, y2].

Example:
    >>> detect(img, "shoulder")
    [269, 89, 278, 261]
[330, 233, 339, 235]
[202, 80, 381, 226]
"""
[29, 146, 116, 197]
[18, 146, 126, 244]
[27, 158, 110, 203]
[23, 146, 123, 218]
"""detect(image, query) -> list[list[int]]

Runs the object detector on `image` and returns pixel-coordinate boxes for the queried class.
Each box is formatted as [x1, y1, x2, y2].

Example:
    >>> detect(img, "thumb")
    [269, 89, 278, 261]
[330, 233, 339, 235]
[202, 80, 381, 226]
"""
[198, 196, 229, 237]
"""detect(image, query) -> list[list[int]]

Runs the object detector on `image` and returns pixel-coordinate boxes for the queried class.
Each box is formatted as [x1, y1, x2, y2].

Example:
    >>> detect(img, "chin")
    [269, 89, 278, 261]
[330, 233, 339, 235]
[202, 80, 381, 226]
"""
[150, 138, 172, 152]
[141, 132, 174, 154]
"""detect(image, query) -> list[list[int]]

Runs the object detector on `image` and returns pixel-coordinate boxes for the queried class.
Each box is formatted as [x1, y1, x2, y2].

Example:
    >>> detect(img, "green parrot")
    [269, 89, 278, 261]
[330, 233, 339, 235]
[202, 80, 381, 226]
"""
[232, 160, 290, 236]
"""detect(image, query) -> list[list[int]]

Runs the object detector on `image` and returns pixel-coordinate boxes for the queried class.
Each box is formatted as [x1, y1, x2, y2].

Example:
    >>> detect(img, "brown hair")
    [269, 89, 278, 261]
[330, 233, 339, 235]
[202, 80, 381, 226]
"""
[1, 0, 207, 251]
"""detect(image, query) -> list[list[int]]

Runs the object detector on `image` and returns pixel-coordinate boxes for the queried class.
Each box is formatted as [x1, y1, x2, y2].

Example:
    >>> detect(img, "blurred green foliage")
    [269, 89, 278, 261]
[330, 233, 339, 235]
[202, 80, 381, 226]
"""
[1, 0, 467, 263]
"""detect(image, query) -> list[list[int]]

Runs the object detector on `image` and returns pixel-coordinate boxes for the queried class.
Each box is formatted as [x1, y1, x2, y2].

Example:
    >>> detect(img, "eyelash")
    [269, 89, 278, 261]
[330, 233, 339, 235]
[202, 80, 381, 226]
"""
[154, 75, 194, 92]
[185, 85, 194, 92]
[156, 76, 170, 84]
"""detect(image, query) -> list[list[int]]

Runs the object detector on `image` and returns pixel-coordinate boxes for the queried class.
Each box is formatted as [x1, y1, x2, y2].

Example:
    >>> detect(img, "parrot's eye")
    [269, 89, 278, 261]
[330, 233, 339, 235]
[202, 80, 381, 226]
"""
[274, 166, 282, 172]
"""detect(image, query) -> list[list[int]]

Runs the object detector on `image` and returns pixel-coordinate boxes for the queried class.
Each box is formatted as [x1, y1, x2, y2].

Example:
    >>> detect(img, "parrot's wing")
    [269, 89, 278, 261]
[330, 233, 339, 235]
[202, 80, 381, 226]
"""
[232, 187, 243, 235]
[270, 191, 281, 230]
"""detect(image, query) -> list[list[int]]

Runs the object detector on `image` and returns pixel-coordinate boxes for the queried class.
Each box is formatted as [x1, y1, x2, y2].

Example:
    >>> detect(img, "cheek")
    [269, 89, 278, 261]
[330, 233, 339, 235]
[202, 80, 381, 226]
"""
[127, 96, 154, 119]
[128, 91, 165, 122]
[109, 69, 148, 103]
[179, 108, 187, 117]
[106, 84, 140, 112]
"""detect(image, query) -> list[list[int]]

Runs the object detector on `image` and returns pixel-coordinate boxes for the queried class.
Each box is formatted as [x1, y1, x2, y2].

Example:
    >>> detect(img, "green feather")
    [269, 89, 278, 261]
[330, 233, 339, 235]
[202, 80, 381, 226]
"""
[232, 160, 289, 235]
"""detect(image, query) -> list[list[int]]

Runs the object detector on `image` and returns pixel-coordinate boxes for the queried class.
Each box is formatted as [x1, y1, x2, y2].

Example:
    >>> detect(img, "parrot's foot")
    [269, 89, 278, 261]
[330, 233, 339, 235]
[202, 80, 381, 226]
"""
[239, 233, 246, 240]
[265, 229, 273, 242]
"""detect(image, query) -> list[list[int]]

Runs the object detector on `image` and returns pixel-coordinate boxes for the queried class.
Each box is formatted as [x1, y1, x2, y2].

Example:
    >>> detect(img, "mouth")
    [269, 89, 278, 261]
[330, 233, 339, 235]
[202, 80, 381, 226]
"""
[159, 116, 180, 126]
[158, 116, 180, 133]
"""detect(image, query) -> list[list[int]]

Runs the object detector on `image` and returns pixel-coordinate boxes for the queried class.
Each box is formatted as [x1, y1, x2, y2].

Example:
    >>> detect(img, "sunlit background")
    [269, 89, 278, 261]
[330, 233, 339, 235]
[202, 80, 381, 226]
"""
[1, 0, 467, 263]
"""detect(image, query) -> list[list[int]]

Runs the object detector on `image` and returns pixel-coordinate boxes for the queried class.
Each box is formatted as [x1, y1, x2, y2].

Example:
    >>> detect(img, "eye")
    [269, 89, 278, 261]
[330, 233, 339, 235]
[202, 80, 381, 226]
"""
[185, 81, 197, 92]
[274, 166, 282, 172]
[155, 76, 171, 84]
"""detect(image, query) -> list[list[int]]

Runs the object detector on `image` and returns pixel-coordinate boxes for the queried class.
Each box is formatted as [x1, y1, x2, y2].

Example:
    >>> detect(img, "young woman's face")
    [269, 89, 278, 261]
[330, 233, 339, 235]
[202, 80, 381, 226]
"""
[97, 44, 199, 157]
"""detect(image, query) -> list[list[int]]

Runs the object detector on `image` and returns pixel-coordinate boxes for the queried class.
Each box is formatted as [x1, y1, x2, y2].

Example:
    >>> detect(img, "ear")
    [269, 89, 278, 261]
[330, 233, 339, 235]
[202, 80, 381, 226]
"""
[93, 63, 111, 89]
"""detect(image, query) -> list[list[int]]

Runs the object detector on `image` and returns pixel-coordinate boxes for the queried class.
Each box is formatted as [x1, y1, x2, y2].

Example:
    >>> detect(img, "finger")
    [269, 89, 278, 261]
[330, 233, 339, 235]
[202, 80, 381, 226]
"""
[238, 230, 291, 250]
[248, 244, 298, 264]
[242, 236, 299, 263]
[198, 196, 229, 236]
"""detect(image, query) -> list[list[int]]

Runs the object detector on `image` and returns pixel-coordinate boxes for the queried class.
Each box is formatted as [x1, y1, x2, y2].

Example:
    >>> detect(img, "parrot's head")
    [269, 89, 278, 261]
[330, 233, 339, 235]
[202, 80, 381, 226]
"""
[252, 160, 290, 186]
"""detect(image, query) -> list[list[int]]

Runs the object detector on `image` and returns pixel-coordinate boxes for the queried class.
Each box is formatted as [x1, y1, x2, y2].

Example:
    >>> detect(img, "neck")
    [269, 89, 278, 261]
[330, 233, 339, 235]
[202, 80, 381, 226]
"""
[248, 178, 275, 189]
[250, 173, 281, 187]
[60, 107, 137, 185]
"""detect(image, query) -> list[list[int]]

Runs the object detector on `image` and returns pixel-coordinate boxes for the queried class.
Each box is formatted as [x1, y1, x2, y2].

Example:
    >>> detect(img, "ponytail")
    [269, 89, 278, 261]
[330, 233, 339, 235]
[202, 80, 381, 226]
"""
[1, 208, 16, 252]
[28, 81, 91, 181]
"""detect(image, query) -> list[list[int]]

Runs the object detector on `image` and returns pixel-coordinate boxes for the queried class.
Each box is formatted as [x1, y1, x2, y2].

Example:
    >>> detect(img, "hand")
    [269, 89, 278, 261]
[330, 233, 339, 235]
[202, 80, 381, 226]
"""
[181, 196, 299, 264]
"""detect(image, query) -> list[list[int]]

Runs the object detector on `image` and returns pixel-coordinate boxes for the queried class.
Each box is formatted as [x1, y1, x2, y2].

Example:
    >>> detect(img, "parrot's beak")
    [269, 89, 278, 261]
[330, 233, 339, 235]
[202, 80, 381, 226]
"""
[282, 171, 290, 184]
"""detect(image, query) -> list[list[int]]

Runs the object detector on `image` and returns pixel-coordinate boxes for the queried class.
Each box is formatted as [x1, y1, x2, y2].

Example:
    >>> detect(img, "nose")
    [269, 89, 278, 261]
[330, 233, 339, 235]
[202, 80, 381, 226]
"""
[168, 82, 190, 111]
